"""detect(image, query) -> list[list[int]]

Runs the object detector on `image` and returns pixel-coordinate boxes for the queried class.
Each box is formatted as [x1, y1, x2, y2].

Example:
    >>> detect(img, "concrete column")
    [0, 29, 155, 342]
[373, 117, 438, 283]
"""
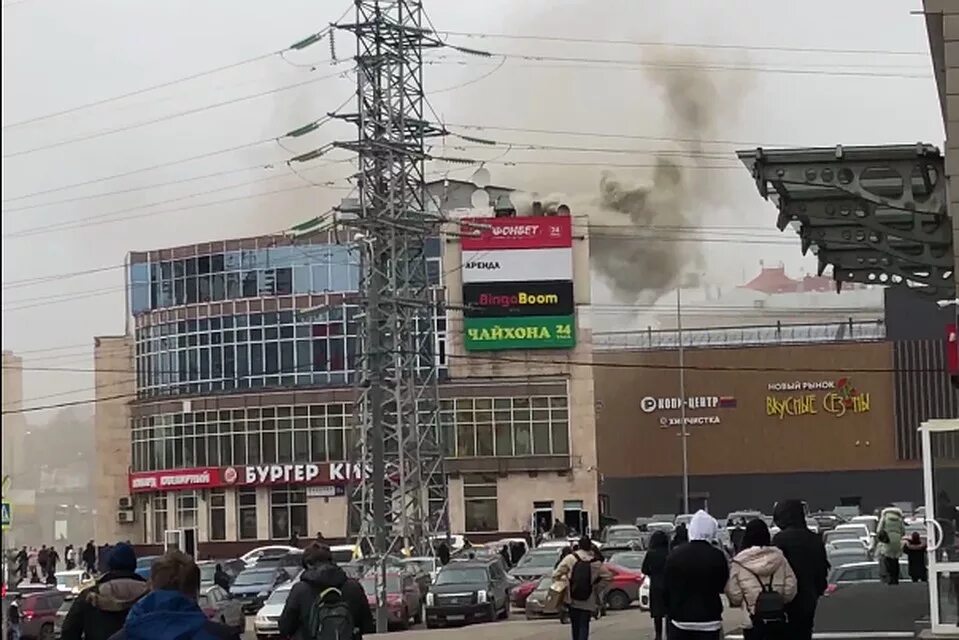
[197, 492, 209, 543]
[225, 488, 238, 542]
[256, 487, 270, 540]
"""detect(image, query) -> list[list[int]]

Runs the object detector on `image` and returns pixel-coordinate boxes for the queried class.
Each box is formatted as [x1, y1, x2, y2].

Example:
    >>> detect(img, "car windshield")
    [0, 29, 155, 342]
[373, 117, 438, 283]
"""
[402, 559, 433, 573]
[607, 528, 641, 540]
[435, 567, 488, 585]
[825, 530, 862, 543]
[852, 518, 877, 533]
[359, 575, 401, 595]
[516, 552, 557, 568]
[265, 588, 292, 605]
[199, 565, 217, 582]
[57, 574, 81, 588]
[234, 569, 275, 586]
[536, 576, 552, 590]
[609, 552, 646, 568]
[331, 549, 354, 564]
[674, 515, 693, 526]
[647, 523, 674, 533]
[136, 557, 154, 569]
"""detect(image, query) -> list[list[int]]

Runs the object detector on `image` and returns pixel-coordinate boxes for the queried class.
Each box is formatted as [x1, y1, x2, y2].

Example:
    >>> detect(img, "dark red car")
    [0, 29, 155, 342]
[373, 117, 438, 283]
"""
[509, 580, 538, 609]
[603, 564, 644, 610]
[11, 588, 65, 640]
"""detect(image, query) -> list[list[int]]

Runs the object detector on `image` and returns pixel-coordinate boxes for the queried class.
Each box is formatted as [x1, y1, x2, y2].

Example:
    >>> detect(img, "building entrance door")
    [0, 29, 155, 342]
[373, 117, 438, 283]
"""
[532, 502, 553, 544]
[563, 500, 590, 538]
[920, 418, 959, 633]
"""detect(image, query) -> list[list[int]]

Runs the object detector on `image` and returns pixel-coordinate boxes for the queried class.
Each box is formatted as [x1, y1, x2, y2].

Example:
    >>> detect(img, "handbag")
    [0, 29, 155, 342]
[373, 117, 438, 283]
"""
[877, 530, 890, 544]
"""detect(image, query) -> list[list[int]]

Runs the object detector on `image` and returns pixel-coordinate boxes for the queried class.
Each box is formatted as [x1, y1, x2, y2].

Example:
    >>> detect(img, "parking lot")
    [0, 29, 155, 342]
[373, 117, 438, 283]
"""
[241, 605, 746, 640]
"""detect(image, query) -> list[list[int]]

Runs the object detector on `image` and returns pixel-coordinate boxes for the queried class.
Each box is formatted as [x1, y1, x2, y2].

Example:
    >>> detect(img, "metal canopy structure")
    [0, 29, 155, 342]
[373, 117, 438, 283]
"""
[737, 144, 953, 297]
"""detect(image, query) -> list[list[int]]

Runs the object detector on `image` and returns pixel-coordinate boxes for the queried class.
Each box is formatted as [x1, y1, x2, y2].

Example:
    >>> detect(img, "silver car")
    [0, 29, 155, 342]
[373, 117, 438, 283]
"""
[198, 585, 244, 634]
[253, 582, 294, 639]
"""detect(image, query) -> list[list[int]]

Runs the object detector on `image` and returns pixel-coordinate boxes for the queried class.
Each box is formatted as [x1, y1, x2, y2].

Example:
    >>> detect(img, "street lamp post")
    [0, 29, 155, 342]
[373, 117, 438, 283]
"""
[677, 287, 690, 515]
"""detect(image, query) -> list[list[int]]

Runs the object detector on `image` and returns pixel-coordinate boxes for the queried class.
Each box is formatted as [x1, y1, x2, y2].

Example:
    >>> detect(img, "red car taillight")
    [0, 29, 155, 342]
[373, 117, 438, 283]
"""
[824, 583, 837, 596]
[23, 610, 35, 622]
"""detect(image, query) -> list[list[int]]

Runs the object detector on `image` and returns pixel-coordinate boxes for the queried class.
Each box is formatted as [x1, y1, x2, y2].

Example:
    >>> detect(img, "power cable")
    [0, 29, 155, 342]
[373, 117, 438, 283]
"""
[2, 66, 354, 159]
[437, 30, 930, 57]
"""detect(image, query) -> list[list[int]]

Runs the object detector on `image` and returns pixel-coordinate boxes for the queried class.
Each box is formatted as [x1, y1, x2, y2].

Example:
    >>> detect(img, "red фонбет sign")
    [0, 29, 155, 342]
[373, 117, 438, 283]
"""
[461, 216, 572, 251]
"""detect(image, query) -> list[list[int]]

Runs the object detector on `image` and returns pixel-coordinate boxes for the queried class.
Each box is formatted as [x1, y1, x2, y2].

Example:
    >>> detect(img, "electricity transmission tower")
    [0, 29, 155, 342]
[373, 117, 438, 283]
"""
[334, 1, 448, 628]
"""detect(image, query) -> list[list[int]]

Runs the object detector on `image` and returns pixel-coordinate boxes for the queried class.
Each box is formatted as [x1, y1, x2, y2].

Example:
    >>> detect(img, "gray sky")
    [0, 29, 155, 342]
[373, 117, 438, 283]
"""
[1, 0, 944, 411]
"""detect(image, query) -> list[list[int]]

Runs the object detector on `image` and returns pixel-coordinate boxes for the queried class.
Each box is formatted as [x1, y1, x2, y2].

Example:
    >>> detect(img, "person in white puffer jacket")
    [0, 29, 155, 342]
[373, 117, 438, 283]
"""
[726, 519, 797, 639]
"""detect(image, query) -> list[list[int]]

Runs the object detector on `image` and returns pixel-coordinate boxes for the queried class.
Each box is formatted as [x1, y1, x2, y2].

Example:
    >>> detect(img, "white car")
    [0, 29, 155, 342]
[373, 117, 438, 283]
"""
[834, 523, 872, 547]
[638, 577, 650, 611]
[429, 534, 467, 551]
[253, 582, 295, 638]
[241, 545, 300, 568]
[55, 569, 95, 595]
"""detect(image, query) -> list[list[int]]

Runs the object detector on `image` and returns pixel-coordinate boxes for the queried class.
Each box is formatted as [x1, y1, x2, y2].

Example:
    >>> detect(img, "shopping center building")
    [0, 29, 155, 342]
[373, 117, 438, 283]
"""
[94, 206, 599, 554]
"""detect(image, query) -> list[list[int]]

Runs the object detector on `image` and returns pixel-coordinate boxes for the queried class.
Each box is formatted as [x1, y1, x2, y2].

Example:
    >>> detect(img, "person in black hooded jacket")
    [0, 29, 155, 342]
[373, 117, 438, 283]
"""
[772, 499, 828, 640]
[278, 543, 373, 640]
[641, 530, 670, 640]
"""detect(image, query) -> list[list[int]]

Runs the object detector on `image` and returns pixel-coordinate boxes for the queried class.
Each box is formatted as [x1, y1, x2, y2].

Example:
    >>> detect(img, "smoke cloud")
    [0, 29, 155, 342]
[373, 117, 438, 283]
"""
[438, 2, 754, 304]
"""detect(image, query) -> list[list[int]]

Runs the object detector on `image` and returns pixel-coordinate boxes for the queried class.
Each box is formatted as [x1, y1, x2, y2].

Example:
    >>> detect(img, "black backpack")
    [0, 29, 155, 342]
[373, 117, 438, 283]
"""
[569, 557, 595, 601]
[737, 562, 787, 630]
[307, 586, 355, 640]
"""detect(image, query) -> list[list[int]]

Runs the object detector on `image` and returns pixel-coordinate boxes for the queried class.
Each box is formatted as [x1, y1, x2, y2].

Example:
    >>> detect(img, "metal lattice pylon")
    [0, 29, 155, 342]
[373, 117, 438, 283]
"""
[334, 0, 448, 599]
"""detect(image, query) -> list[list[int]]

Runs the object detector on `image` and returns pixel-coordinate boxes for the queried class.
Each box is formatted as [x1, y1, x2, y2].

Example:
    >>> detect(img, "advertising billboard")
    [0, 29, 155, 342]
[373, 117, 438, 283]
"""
[464, 315, 575, 350]
[460, 215, 576, 352]
[463, 281, 574, 317]
[461, 248, 573, 283]
[128, 462, 366, 493]
[461, 216, 572, 250]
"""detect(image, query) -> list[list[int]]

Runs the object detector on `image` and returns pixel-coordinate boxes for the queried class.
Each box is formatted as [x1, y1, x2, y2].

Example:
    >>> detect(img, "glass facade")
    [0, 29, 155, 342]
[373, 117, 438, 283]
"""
[129, 245, 362, 314]
[132, 403, 356, 472]
[439, 396, 570, 458]
[131, 395, 570, 473]
[131, 240, 445, 398]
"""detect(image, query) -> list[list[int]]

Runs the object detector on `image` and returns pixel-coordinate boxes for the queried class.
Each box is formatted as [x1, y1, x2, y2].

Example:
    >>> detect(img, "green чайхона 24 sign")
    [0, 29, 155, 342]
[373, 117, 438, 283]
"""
[464, 315, 576, 351]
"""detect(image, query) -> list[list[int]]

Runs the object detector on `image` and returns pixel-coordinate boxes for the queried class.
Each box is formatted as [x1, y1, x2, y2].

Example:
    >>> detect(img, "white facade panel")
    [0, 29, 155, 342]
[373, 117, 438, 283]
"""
[461, 248, 572, 283]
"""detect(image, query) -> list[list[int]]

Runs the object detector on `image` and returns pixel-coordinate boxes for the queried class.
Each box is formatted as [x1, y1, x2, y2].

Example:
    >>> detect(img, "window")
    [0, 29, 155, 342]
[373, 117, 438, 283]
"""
[152, 494, 168, 544]
[176, 491, 198, 529]
[270, 487, 307, 540]
[208, 489, 226, 541]
[463, 474, 498, 533]
[237, 488, 258, 540]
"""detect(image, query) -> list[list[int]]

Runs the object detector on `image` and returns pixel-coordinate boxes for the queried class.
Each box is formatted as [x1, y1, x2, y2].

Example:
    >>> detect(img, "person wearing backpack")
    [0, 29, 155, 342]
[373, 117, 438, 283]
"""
[551, 535, 611, 640]
[278, 543, 373, 640]
[662, 510, 729, 640]
[772, 499, 828, 640]
[726, 519, 797, 639]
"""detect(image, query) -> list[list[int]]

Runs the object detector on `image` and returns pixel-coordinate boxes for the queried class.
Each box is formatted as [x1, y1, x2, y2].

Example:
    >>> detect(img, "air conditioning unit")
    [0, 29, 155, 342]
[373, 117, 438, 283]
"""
[117, 510, 135, 524]
[118, 496, 133, 510]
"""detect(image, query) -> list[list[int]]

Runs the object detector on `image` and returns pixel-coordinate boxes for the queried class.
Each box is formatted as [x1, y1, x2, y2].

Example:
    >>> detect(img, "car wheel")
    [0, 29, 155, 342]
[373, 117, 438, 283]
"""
[40, 623, 55, 640]
[606, 589, 631, 611]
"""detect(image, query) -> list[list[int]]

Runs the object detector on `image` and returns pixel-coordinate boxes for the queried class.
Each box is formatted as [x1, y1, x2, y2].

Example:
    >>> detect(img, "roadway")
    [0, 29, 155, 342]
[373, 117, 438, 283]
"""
[242, 606, 746, 640]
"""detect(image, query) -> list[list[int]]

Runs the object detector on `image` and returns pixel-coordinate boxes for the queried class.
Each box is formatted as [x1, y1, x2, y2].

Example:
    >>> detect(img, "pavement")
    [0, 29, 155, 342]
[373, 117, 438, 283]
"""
[242, 606, 746, 640]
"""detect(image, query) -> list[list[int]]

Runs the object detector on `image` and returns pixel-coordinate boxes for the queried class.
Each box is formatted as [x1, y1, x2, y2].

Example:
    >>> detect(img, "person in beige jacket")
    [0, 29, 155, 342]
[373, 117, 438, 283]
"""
[726, 519, 797, 639]
[552, 536, 612, 640]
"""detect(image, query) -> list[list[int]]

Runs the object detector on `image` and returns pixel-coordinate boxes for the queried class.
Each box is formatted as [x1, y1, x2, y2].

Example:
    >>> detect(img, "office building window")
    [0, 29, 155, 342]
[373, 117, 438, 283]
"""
[208, 489, 226, 541]
[152, 494, 168, 544]
[270, 487, 307, 540]
[463, 474, 498, 533]
[176, 491, 198, 530]
[439, 395, 569, 459]
[237, 488, 258, 540]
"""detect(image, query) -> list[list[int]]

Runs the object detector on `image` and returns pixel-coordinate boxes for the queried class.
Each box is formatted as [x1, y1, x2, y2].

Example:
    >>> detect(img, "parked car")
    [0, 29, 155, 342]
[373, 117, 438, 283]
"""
[252, 582, 294, 640]
[639, 576, 651, 612]
[607, 551, 646, 573]
[508, 548, 564, 583]
[603, 564, 644, 610]
[825, 559, 909, 595]
[53, 595, 74, 638]
[198, 559, 245, 588]
[400, 556, 439, 597]
[645, 522, 676, 535]
[673, 514, 695, 528]
[53, 570, 94, 596]
[134, 555, 160, 580]
[832, 523, 873, 548]
[601, 525, 644, 552]
[240, 545, 300, 568]
[850, 515, 879, 537]
[823, 528, 870, 549]
[229, 566, 291, 614]
[509, 579, 538, 609]
[523, 576, 556, 619]
[359, 572, 421, 630]
[429, 534, 468, 552]
[14, 589, 65, 640]
[810, 511, 843, 532]
[425, 559, 511, 628]
[329, 544, 362, 564]
[254, 551, 304, 580]
[198, 584, 244, 634]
